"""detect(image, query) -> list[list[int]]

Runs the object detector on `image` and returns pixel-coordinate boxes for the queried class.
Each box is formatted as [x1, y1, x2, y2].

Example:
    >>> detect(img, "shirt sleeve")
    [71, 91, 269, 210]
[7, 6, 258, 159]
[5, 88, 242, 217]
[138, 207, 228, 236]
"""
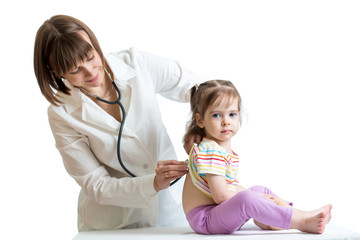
[48, 105, 157, 208]
[195, 147, 227, 177]
[130, 48, 206, 102]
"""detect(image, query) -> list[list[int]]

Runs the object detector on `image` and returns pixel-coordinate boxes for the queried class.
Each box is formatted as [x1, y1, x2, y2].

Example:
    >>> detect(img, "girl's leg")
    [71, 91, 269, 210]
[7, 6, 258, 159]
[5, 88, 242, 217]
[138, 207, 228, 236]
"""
[248, 185, 293, 206]
[206, 190, 293, 234]
[248, 185, 332, 233]
[248, 185, 292, 230]
[248, 185, 279, 197]
[290, 205, 332, 234]
[186, 189, 331, 234]
[186, 204, 248, 234]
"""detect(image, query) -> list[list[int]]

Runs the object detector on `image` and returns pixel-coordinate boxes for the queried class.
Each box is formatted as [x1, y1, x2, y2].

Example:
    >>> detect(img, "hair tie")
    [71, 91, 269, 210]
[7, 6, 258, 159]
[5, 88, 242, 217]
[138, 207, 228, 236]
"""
[194, 83, 200, 90]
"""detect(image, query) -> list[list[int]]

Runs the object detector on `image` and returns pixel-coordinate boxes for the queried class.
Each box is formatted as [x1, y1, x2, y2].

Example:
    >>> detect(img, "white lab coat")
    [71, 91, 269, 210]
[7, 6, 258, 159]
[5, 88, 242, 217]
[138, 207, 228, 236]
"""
[48, 48, 204, 231]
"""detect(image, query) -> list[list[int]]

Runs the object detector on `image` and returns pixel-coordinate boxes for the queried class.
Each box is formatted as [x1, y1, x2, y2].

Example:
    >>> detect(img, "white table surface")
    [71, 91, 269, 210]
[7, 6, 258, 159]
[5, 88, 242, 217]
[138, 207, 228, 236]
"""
[73, 222, 360, 240]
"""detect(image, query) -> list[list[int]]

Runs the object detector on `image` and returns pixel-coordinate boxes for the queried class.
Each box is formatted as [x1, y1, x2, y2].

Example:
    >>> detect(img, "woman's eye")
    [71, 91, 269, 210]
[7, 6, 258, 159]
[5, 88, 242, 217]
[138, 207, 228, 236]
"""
[70, 68, 80, 75]
[87, 54, 94, 61]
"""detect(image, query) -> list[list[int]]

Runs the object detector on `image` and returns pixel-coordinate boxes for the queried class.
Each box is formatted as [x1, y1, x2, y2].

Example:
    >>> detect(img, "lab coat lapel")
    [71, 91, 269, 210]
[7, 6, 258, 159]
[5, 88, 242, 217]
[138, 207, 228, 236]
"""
[82, 98, 120, 132]
[80, 83, 134, 136]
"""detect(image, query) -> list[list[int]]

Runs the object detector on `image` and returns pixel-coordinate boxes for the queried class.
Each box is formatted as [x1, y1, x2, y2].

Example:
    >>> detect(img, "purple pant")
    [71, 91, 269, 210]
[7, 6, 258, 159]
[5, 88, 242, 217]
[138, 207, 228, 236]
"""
[186, 185, 293, 234]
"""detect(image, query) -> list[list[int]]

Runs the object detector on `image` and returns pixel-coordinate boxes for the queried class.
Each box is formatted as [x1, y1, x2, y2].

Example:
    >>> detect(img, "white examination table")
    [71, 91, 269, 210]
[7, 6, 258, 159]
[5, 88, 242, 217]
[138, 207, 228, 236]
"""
[74, 222, 360, 240]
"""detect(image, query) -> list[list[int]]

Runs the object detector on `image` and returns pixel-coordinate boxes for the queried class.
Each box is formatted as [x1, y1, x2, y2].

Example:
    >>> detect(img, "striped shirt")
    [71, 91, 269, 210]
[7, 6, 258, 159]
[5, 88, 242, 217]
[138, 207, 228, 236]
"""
[188, 138, 239, 198]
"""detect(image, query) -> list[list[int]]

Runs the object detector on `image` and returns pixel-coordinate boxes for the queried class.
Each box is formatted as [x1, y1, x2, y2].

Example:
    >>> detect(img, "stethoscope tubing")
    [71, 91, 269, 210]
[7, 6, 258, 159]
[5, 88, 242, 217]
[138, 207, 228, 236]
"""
[94, 77, 136, 177]
[85, 69, 180, 185]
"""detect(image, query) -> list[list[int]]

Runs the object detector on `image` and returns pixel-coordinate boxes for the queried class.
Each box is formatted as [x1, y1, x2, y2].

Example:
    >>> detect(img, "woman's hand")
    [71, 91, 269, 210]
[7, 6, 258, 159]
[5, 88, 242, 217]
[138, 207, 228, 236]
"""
[183, 134, 202, 155]
[153, 160, 188, 192]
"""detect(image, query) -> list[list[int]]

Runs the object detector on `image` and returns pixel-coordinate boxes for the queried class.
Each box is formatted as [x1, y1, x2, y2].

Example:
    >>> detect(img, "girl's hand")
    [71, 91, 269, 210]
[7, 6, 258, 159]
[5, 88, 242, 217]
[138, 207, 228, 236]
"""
[183, 134, 202, 154]
[153, 160, 188, 192]
[262, 194, 289, 207]
[262, 194, 276, 201]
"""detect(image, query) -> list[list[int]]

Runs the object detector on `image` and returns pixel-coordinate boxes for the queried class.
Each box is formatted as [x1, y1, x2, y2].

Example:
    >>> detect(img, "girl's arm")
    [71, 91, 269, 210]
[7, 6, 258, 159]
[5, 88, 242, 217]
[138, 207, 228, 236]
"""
[206, 174, 237, 204]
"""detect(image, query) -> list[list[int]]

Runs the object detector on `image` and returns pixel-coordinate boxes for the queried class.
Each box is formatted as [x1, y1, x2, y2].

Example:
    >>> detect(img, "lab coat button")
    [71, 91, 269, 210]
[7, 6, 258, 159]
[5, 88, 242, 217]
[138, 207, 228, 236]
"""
[143, 164, 149, 169]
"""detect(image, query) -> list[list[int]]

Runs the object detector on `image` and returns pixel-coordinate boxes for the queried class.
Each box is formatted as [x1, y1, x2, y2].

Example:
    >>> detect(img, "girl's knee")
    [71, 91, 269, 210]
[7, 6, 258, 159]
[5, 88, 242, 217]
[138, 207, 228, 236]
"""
[234, 190, 257, 204]
[231, 191, 262, 216]
[249, 185, 277, 197]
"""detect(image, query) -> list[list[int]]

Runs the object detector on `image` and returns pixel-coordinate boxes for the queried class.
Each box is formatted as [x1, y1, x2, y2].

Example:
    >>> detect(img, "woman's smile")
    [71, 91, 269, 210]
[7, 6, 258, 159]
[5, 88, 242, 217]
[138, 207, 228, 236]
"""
[87, 72, 99, 83]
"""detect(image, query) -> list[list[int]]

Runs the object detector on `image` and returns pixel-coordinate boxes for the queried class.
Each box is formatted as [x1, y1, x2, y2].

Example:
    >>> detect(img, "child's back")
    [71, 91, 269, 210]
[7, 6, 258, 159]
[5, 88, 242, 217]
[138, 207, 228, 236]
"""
[182, 171, 216, 214]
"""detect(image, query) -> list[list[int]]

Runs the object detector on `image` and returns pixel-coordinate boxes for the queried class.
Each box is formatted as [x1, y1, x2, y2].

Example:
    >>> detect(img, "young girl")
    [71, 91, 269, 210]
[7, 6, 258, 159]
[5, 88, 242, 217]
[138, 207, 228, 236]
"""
[182, 80, 332, 234]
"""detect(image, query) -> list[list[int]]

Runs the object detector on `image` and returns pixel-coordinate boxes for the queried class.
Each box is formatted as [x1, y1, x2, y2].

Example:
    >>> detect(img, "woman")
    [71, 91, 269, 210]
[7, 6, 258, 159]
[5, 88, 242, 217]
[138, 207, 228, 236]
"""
[33, 15, 204, 231]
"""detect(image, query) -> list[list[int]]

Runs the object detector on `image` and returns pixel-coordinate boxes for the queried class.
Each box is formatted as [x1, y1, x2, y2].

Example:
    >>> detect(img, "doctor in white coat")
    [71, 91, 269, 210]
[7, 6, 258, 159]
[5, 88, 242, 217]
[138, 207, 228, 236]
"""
[34, 15, 204, 231]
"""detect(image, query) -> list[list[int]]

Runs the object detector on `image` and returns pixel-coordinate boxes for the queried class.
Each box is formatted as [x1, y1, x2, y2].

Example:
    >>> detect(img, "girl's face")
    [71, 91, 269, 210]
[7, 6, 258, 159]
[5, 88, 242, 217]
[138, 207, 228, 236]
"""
[61, 32, 104, 90]
[196, 97, 240, 148]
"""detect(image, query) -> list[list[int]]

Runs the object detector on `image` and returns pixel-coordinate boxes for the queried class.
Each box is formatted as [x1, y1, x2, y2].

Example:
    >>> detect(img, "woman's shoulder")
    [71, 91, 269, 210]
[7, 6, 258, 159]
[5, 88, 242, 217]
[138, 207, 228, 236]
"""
[106, 48, 149, 63]
[106, 48, 171, 70]
[47, 101, 69, 120]
[105, 48, 150, 78]
[48, 84, 83, 115]
[47, 91, 82, 120]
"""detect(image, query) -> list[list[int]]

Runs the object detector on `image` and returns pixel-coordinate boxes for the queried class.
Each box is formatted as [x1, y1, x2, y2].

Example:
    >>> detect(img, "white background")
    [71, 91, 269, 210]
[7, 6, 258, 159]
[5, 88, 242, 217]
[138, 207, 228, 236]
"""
[1, 0, 359, 239]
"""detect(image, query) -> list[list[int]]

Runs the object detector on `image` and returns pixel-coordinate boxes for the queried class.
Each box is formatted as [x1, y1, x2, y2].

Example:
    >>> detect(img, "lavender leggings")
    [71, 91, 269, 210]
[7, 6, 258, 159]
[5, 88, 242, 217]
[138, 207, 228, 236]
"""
[186, 185, 293, 234]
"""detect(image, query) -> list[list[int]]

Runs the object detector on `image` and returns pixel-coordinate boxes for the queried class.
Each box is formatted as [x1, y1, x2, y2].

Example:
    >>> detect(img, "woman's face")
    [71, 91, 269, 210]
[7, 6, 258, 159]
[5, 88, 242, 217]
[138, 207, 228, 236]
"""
[61, 31, 104, 89]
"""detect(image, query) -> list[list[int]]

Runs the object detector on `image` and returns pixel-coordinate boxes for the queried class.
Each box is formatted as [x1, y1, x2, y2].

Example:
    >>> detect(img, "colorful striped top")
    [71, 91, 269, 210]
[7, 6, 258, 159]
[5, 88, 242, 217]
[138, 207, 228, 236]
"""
[188, 138, 240, 198]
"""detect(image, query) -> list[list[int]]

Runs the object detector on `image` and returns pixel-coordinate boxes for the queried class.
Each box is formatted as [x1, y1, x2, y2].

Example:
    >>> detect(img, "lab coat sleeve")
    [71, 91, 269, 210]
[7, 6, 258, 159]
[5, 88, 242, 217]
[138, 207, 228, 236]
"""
[48, 105, 157, 208]
[130, 48, 206, 102]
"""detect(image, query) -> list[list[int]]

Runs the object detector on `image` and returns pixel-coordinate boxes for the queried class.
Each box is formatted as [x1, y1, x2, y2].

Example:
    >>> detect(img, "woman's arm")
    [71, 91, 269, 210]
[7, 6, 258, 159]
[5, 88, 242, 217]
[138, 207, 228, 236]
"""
[48, 106, 158, 208]
[132, 48, 205, 102]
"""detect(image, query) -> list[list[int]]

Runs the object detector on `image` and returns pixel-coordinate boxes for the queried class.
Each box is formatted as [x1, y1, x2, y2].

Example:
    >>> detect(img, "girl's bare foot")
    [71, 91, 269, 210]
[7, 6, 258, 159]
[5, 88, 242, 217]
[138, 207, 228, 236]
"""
[291, 205, 332, 234]
[324, 204, 332, 224]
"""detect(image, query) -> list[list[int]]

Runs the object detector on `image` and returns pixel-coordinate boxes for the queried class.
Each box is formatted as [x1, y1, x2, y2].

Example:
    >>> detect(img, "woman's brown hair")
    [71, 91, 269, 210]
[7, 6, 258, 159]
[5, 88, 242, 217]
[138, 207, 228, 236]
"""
[33, 15, 112, 105]
[183, 80, 242, 145]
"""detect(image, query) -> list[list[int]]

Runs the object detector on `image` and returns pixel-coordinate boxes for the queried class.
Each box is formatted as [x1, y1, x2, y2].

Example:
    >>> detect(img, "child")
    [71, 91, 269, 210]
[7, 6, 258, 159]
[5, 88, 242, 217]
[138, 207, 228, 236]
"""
[182, 80, 332, 234]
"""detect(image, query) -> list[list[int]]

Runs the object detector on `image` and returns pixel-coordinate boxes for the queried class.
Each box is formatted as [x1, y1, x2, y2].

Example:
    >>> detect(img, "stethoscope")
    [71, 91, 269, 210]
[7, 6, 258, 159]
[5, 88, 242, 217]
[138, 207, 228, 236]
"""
[80, 68, 181, 186]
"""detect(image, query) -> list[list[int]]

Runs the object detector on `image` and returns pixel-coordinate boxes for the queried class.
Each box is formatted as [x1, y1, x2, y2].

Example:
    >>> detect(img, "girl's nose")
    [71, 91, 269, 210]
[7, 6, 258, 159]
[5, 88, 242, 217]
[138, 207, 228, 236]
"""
[222, 117, 230, 126]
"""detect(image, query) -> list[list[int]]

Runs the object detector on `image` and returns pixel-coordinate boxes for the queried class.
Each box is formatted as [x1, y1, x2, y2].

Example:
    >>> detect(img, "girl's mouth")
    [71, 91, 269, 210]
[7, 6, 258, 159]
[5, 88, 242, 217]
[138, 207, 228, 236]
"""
[221, 130, 232, 133]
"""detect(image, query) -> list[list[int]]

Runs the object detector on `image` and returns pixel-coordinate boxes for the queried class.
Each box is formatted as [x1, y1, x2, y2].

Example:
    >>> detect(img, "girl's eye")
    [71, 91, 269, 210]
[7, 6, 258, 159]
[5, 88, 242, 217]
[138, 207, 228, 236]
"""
[230, 113, 237, 117]
[212, 113, 221, 118]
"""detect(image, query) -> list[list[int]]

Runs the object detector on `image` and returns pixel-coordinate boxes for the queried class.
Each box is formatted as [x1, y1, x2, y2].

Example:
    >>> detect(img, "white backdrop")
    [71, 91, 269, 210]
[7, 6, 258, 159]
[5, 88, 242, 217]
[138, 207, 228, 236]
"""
[1, 0, 359, 239]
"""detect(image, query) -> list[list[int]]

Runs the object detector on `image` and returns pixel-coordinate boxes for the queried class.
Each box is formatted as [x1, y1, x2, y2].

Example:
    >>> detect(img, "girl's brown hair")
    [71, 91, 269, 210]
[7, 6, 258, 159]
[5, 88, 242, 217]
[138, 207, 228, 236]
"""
[33, 15, 113, 105]
[183, 80, 242, 145]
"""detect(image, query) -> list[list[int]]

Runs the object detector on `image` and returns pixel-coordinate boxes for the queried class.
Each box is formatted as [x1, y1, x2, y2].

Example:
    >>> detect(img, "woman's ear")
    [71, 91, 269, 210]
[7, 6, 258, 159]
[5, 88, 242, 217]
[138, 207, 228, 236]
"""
[196, 113, 204, 128]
